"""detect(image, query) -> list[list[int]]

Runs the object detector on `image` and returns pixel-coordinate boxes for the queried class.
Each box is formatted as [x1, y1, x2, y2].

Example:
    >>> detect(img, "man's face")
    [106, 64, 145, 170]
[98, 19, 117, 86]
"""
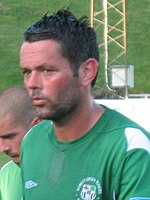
[0, 114, 27, 165]
[20, 40, 83, 123]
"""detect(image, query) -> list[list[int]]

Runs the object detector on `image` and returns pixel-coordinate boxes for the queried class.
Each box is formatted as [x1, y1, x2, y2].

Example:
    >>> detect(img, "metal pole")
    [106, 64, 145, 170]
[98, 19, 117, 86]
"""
[90, 0, 94, 27]
[104, 0, 109, 93]
[123, 0, 128, 98]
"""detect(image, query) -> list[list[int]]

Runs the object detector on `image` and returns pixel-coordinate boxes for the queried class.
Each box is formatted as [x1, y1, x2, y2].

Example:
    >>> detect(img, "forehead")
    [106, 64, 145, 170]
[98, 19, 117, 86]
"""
[20, 39, 70, 70]
[0, 114, 13, 126]
[0, 114, 22, 137]
[21, 40, 62, 58]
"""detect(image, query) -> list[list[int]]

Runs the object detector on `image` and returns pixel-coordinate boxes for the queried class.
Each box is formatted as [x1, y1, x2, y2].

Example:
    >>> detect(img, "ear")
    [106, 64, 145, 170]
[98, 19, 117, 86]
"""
[79, 58, 98, 88]
[30, 117, 42, 128]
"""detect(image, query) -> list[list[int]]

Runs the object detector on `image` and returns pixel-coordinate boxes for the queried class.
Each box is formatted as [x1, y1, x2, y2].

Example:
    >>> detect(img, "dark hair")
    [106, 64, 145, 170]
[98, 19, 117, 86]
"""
[24, 9, 99, 87]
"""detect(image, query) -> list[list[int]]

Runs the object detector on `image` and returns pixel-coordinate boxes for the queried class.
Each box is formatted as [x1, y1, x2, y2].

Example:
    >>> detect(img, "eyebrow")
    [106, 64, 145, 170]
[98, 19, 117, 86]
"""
[0, 132, 17, 139]
[21, 62, 50, 69]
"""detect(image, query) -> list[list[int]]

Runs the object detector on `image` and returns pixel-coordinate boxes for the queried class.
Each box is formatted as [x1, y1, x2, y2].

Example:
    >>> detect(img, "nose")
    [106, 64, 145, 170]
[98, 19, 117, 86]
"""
[0, 139, 10, 153]
[24, 71, 42, 89]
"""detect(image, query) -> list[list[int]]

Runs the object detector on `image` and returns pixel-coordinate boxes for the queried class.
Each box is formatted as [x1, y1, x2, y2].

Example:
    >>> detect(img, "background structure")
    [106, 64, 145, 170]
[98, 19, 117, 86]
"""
[0, 0, 150, 95]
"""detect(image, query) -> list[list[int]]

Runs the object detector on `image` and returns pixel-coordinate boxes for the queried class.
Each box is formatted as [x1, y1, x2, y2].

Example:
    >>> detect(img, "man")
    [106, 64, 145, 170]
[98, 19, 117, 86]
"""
[20, 8, 150, 200]
[0, 87, 41, 200]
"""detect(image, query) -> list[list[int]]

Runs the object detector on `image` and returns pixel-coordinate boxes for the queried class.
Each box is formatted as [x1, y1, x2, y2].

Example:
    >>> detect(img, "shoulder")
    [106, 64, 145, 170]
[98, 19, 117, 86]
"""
[23, 120, 51, 141]
[0, 160, 19, 171]
[0, 161, 20, 179]
[102, 106, 148, 131]
[124, 127, 150, 154]
[21, 120, 52, 149]
[0, 162, 22, 200]
[99, 106, 150, 153]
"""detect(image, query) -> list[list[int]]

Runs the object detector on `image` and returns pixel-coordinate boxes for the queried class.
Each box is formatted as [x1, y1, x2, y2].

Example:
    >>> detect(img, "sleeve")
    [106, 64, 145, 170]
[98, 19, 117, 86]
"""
[0, 169, 3, 200]
[0, 189, 2, 200]
[116, 149, 150, 200]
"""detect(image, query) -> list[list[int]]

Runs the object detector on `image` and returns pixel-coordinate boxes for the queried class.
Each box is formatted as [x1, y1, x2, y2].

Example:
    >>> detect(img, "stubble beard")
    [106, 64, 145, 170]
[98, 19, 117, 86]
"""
[32, 75, 81, 124]
[35, 93, 81, 125]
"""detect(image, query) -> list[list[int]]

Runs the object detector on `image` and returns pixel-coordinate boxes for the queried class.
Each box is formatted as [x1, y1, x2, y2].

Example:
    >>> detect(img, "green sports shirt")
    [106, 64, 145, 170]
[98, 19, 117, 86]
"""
[0, 160, 23, 200]
[21, 106, 150, 200]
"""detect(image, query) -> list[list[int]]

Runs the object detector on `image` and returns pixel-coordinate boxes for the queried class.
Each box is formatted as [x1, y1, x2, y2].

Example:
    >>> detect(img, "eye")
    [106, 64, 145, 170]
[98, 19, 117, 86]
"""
[41, 68, 56, 75]
[22, 69, 31, 77]
[3, 134, 16, 140]
[42, 69, 51, 73]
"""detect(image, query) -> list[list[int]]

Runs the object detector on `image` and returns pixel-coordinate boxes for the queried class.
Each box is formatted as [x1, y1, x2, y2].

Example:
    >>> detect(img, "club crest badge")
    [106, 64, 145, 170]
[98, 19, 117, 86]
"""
[75, 177, 102, 200]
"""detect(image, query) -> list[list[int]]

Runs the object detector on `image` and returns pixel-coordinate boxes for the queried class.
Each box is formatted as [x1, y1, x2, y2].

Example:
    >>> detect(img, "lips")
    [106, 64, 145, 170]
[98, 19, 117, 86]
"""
[12, 156, 18, 161]
[7, 154, 19, 163]
[32, 97, 45, 106]
[12, 156, 19, 164]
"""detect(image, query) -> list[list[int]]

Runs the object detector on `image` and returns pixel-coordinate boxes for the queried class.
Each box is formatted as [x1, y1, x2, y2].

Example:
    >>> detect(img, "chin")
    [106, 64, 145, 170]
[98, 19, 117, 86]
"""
[12, 157, 20, 165]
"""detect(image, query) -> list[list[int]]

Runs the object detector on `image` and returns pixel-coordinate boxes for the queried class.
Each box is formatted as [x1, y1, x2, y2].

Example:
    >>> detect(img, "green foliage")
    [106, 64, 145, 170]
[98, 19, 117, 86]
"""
[0, 0, 149, 93]
[126, 0, 150, 93]
[0, 0, 90, 91]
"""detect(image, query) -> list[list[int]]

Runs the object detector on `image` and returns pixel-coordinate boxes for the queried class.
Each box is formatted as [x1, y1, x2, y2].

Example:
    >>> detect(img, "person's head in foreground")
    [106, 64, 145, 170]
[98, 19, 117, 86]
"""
[0, 86, 41, 165]
[20, 8, 100, 123]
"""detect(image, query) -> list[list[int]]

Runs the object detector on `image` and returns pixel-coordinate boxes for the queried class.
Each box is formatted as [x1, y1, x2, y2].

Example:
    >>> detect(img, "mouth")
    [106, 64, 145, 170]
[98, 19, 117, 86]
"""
[11, 155, 19, 163]
[32, 97, 45, 106]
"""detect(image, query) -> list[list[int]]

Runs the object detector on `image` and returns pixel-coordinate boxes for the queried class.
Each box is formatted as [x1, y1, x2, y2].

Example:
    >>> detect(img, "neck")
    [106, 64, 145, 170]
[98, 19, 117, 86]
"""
[53, 101, 105, 142]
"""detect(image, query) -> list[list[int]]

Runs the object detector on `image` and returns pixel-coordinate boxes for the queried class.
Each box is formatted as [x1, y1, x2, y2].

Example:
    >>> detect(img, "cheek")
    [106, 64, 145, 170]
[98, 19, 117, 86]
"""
[24, 79, 31, 94]
[24, 79, 28, 87]
[9, 140, 20, 152]
[15, 135, 24, 147]
[44, 76, 71, 94]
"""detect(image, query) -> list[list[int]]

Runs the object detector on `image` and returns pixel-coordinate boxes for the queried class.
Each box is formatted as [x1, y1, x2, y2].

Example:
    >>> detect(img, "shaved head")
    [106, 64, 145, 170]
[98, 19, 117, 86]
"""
[0, 86, 37, 130]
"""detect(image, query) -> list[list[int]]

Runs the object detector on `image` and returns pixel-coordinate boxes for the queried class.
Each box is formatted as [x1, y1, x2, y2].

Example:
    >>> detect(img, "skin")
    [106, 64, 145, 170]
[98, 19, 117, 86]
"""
[20, 39, 104, 141]
[0, 114, 27, 165]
